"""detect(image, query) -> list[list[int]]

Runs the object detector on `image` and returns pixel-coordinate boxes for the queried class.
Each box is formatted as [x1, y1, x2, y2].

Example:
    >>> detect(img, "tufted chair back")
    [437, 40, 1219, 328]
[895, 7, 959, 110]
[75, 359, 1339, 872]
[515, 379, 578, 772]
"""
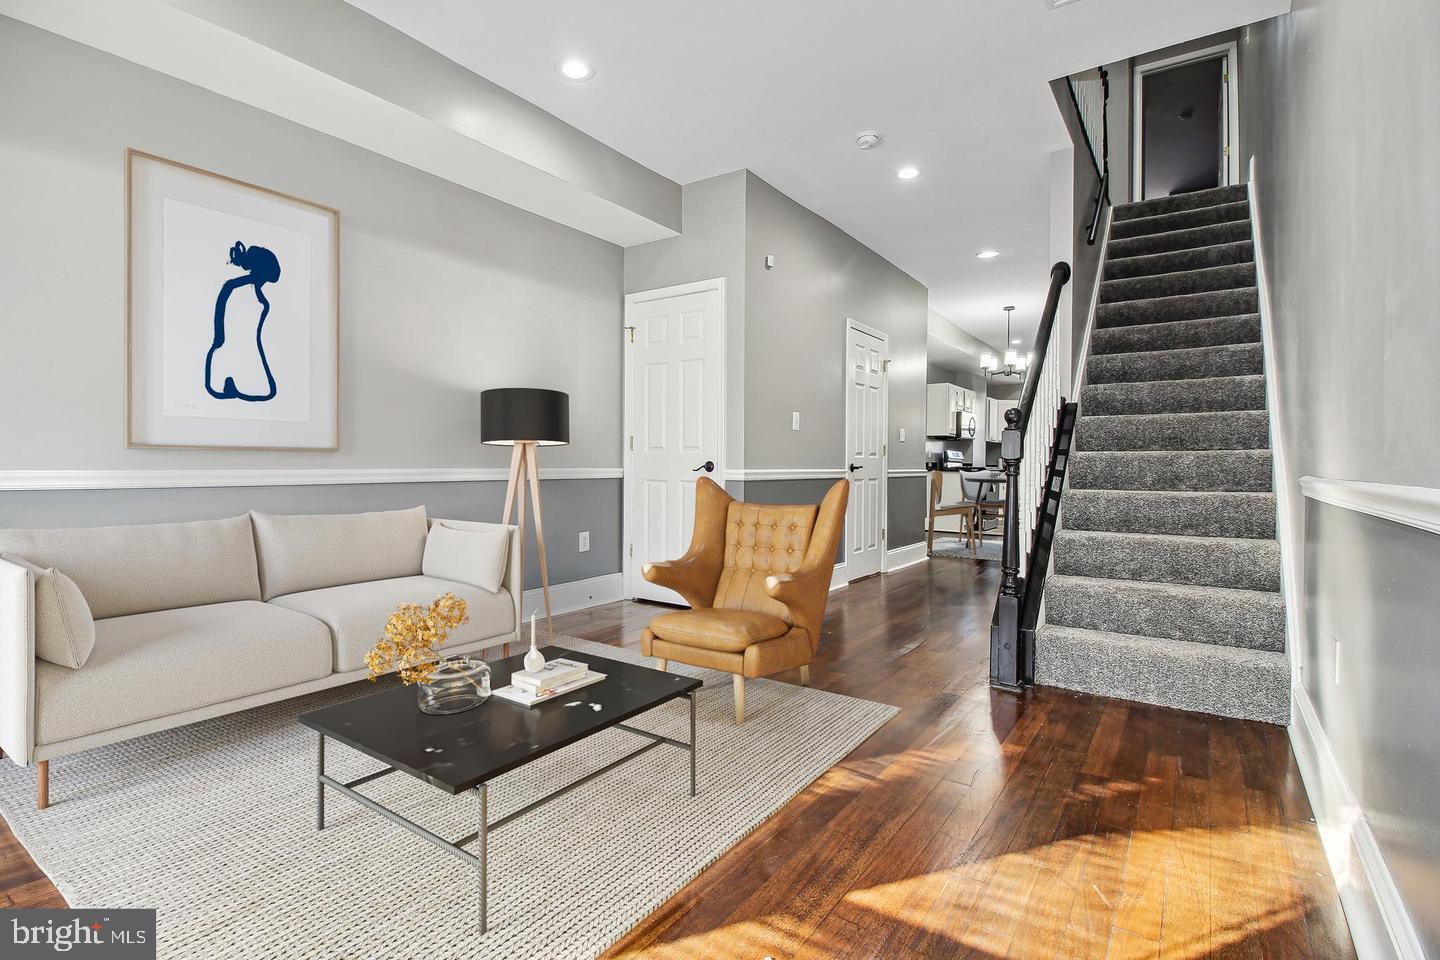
[714, 502, 819, 624]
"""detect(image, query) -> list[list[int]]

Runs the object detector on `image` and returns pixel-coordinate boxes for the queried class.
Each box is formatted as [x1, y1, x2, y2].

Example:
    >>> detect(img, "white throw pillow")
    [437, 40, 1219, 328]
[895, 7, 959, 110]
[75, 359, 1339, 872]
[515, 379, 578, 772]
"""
[422, 524, 510, 594]
[3, 553, 96, 669]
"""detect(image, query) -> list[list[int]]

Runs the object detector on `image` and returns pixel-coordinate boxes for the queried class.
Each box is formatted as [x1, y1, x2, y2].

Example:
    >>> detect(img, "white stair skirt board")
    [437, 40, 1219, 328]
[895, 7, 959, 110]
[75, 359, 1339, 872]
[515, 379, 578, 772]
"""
[521, 574, 622, 622]
[0, 637, 896, 960]
[1290, 686, 1426, 960]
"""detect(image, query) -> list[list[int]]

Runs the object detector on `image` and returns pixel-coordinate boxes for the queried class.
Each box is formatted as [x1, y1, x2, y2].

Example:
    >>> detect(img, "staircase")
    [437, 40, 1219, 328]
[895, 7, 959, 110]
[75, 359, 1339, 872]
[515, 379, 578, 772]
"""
[1035, 183, 1290, 725]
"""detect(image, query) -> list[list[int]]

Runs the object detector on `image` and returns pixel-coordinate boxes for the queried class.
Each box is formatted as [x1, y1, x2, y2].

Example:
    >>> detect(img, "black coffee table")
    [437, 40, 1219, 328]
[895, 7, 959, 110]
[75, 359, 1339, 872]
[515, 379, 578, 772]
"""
[298, 645, 702, 933]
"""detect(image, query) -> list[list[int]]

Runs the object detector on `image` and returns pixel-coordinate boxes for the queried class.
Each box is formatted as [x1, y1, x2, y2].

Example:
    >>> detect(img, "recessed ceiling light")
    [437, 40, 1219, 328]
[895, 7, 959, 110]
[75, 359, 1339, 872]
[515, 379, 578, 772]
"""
[896, 166, 920, 181]
[1012, 339, 1022, 344]
[976, 249, 1001, 260]
[557, 58, 594, 82]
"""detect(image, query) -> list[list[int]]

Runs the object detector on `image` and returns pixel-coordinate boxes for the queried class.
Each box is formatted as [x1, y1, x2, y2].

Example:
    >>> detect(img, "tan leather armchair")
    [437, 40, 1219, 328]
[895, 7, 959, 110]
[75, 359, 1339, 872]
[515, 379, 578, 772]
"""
[640, 477, 848, 723]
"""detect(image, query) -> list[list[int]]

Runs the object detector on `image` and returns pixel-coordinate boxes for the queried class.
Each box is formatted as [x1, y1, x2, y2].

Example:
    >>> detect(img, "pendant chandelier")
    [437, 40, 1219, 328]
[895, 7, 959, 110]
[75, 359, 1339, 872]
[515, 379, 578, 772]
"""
[980, 306, 1028, 379]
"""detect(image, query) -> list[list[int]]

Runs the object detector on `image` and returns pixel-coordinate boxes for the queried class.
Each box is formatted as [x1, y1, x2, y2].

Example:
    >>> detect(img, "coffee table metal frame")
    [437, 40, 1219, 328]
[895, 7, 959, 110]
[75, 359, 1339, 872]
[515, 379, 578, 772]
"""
[314, 690, 697, 934]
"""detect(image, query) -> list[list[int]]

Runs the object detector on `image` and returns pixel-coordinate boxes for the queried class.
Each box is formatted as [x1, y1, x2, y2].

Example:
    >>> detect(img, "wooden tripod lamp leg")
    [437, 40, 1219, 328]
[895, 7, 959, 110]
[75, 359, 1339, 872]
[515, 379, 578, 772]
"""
[524, 442, 555, 637]
[501, 443, 526, 658]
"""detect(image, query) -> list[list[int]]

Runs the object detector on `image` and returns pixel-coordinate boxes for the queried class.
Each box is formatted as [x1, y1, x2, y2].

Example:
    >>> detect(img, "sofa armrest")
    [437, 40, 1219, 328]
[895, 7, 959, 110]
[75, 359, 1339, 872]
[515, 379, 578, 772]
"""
[0, 556, 36, 764]
[428, 519, 523, 638]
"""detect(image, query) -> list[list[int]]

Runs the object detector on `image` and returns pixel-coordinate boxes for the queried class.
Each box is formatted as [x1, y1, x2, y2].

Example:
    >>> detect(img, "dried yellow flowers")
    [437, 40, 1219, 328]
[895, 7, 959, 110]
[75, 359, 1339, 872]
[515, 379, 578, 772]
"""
[365, 592, 470, 686]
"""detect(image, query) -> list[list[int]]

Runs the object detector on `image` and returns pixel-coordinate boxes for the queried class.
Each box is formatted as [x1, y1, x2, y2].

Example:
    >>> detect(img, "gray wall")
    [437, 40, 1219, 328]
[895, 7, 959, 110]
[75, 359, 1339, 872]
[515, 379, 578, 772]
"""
[0, 21, 624, 586]
[623, 172, 748, 468]
[1241, 0, 1440, 950]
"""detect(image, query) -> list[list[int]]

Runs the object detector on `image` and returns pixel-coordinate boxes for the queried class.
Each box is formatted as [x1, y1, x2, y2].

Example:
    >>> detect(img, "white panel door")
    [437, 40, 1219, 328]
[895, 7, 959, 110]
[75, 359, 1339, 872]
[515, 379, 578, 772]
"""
[845, 323, 887, 581]
[624, 282, 724, 604]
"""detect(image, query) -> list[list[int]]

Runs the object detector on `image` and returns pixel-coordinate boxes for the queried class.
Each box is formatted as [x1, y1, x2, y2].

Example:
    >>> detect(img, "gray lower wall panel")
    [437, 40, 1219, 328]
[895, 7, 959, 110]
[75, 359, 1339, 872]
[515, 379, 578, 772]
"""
[1304, 500, 1440, 953]
[0, 479, 620, 588]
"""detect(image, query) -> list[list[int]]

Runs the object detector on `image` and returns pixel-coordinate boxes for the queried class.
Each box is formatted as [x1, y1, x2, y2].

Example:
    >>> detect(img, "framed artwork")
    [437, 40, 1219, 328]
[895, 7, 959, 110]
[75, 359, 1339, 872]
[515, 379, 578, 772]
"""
[126, 149, 339, 450]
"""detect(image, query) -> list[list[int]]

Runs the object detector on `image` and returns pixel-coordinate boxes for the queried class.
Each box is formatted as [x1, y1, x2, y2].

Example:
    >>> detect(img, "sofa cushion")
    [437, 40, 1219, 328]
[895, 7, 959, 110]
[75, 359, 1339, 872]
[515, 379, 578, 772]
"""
[34, 601, 332, 746]
[250, 507, 428, 600]
[0, 516, 261, 619]
[269, 575, 516, 672]
[422, 523, 510, 594]
[647, 608, 790, 653]
[2, 554, 95, 669]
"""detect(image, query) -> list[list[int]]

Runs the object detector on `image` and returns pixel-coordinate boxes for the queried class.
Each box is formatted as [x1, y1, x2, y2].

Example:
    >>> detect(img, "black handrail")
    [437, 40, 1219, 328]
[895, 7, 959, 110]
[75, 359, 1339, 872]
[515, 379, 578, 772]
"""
[1068, 67, 1111, 245]
[990, 261, 1072, 690]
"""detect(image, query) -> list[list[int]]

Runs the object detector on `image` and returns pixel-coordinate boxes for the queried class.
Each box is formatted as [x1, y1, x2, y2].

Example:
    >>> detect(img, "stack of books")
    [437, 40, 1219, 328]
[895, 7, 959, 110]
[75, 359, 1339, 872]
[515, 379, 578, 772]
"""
[494, 657, 605, 707]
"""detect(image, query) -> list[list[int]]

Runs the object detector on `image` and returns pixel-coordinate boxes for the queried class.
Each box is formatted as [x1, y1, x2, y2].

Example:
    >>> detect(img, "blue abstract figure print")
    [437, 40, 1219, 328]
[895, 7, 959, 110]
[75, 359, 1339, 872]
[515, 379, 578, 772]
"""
[205, 241, 281, 402]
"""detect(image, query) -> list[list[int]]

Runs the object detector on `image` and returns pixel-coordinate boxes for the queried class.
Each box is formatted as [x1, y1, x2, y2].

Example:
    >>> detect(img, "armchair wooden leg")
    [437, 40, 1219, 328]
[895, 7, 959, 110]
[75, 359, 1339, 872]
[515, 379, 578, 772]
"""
[799, 665, 810, 686]
[733, 674, 745, 724]
[656, 659, 668, 672]
[36, 760, 48, 810]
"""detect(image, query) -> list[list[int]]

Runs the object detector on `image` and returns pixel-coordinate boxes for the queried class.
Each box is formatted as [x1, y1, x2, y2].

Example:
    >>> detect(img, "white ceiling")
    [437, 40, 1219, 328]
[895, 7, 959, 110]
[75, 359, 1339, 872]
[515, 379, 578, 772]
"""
[345, 0, 1287, 352]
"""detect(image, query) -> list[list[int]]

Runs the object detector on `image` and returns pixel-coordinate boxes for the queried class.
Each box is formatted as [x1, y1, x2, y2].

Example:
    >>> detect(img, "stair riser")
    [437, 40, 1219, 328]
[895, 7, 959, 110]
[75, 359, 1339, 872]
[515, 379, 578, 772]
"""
[1107, 220, 1252, 259]
[1100, 263, 1256, 304]
[1110, 202, 1250, 240]
[1068, 451, 1274, 493]
[1086, 343, 1263, 384]
[1112, 184, 1249, 222]
[1046, 579, 1286, 652]
[1097, 288, 1259, 328]
[1090, 315, 1261, 355]
[1104, 241, 1254, 280]
[1075, 411, 1271, 452]
[1054, 533, 1282, 592]
[1063, 491, 1277, 538]
[1035, 627, 1290, 725]
[1080, 376, 1266, 416]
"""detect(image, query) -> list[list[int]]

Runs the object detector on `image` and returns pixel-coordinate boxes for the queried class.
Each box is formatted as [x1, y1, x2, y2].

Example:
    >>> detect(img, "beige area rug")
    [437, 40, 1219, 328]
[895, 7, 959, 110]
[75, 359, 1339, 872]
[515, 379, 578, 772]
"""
[0, 637, 896, 959]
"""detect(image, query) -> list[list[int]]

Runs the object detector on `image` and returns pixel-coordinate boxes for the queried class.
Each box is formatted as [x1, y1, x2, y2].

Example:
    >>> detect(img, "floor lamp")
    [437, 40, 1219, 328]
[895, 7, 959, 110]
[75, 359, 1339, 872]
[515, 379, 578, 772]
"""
[481, 388, 570, 646]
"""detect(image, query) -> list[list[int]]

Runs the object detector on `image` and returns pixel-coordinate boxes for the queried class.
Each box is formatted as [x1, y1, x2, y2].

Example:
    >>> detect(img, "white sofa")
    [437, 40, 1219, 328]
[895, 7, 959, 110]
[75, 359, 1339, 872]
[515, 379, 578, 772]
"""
[0, 506, 521, 808]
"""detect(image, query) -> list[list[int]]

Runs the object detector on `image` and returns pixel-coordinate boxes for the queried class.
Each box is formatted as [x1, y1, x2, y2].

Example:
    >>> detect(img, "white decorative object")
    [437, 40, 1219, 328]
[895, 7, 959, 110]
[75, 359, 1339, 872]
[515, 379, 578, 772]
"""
[523, 611, 547, 672]
[127, 150, 339, 450]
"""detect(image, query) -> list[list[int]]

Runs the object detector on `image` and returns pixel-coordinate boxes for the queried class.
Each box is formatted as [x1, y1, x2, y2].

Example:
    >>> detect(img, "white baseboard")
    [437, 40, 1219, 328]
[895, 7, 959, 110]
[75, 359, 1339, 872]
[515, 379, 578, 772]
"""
[885, 541, 928, 572]
[829, 562, 848, 591]
[1290, 685, 1425, 960]
[522, 573, 623, 622]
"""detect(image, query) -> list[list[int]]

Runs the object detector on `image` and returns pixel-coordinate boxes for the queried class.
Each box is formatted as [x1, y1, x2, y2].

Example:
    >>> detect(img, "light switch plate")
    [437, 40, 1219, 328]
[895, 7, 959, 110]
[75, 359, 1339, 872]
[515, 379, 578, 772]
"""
[578, 531, 590, 553]
[791, 411, 801, 431]
[899, 427, 907, 442]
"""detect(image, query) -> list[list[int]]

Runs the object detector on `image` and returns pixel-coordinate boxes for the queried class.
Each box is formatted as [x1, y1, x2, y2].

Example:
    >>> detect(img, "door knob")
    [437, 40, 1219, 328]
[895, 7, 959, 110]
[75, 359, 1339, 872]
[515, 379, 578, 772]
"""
[692, 460, 715, 473]
[848, 462, 862, 473]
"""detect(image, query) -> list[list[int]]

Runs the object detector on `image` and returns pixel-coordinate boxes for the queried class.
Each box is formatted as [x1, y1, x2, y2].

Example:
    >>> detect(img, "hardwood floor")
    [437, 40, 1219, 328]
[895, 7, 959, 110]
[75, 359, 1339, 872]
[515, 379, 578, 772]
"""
[0, 558, 1355, 958]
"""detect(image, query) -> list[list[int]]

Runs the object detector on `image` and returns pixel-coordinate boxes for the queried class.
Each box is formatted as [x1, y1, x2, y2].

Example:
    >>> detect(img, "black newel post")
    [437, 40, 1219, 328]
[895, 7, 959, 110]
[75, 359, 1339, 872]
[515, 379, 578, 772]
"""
[990, 406, 1024, 689]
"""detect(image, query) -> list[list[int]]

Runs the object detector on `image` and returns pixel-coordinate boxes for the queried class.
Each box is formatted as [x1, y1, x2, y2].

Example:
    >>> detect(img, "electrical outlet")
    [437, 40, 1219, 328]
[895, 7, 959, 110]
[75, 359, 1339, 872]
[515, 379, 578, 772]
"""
[791, 411, 801, 431]
[578, 531, 590, 553]
[899, 427, 907, 442]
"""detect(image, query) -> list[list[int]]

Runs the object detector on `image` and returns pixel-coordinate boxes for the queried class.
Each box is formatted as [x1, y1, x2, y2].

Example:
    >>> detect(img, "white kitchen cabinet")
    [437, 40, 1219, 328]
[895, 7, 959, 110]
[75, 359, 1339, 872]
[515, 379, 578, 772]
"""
[926, 383, 976, 437]
[985, 397, 1010, 442]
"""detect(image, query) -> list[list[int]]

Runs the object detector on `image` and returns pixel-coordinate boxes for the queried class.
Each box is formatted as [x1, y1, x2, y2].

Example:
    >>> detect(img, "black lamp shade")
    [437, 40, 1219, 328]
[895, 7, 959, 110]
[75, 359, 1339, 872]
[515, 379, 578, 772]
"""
[480, 388, 570, 446]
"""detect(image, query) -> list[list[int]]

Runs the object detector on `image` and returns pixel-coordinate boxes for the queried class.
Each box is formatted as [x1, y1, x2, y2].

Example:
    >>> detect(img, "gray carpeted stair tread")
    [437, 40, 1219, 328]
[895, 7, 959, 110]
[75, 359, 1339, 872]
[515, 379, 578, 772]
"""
[1104, 241, 1254, 280]
[1035, 625, 1290, 724]
[1100, 263, 1256, 304]
[1091, 315, 1261, 355]
[1045, 575, 1285, 652]
[1112, 184, 1250, 222]
[1080, 375, 1266, 416]
[1106, 220, 1253, 260]
[1068, 450, 1274, 492]
[1054, 529, 1281, 592]
[1109, 201, 1250, 241]
[1087, 342, 1263, 384]
[1075, 410, 1270, 452]
[1097, 288, 1259, 328]
[1063, 490, 1277, 537]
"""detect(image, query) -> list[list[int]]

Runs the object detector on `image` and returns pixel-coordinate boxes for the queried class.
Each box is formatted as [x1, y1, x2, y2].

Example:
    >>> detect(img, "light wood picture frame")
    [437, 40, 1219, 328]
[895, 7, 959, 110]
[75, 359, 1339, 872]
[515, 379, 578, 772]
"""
[126, 149, 340, 450]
